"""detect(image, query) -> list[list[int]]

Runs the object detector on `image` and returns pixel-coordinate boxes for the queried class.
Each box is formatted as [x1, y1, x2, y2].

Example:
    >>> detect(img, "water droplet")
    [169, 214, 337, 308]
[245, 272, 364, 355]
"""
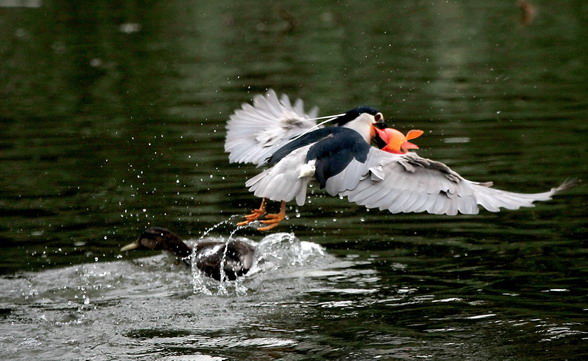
[119, 23, 142, 34]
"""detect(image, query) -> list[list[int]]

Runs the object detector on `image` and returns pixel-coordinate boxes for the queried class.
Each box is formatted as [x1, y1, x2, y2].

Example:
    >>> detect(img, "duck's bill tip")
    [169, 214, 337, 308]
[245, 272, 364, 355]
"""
[121, 241, 140, 252]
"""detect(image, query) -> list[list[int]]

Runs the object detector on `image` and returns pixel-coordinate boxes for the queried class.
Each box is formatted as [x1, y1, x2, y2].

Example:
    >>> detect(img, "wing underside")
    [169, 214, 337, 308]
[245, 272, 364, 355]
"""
[225, 89, 319, 166]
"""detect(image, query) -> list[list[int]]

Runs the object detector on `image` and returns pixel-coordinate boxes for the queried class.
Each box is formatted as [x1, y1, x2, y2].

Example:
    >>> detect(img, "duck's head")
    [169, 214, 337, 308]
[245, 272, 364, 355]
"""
[121, 227, 183, 252]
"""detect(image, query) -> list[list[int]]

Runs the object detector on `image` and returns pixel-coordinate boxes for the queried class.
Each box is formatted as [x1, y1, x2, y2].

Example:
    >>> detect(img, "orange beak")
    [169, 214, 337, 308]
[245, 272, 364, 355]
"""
[375, 128, 424, 154]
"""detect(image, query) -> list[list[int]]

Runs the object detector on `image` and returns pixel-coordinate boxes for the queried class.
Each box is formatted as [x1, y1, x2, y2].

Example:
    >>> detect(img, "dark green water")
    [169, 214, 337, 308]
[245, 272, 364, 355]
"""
[1, 1, 587, 360]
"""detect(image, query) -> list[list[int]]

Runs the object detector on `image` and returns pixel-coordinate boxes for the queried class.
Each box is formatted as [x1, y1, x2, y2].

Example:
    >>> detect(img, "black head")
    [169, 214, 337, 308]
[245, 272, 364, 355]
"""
[137, 227, 181, 250]
[121, 227, 183, 252]
[335, 106, 386, 128]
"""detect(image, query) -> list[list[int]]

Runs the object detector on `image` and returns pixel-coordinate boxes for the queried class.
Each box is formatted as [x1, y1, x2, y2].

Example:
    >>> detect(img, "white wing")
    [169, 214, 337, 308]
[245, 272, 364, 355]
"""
[338, 149, 572, 215]
[225, 89, 319, 165]
[245, 145, 314, 206]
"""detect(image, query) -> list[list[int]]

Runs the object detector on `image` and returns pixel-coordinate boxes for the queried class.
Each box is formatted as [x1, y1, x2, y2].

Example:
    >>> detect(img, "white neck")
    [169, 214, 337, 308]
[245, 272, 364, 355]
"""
[342, 113, 373, 143]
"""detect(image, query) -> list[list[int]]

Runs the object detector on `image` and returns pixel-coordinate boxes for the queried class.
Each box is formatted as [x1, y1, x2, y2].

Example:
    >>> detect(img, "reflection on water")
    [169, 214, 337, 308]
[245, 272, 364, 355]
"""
[0, 0, 587, 360]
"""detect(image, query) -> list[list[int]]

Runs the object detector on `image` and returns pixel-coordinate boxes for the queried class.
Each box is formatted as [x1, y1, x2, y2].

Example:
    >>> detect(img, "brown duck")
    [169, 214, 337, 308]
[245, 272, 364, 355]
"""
[121, 227, 255, 281]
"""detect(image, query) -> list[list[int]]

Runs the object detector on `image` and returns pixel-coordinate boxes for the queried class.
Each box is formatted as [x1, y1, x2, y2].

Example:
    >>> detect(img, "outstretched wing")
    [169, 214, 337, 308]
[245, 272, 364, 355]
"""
[337, 149, 572, 215]
[225, 89, 319, 166]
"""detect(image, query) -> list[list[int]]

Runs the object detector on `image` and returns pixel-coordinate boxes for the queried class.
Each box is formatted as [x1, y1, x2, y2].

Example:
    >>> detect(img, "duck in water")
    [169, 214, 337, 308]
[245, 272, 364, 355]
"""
[121, 227, 255, 281]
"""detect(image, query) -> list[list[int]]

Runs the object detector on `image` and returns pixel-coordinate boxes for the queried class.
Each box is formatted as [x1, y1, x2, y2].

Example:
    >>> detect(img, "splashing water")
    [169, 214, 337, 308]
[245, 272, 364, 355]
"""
[188, 219, 326, 296]
[252, 232, 325, 272]
[189, 219, 251, 295]
[190, 219, 230, 295]
[197, 217, 241, 239]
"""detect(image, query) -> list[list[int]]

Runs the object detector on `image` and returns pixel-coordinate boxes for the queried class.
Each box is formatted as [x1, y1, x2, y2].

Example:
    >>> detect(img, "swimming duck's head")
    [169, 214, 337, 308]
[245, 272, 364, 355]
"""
[121, 227, 182, 252]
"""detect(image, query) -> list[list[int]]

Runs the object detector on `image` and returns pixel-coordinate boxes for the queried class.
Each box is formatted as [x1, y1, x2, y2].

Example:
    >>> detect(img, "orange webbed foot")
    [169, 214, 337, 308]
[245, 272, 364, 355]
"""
[256, 201, 286, 231]
[237, 198, 267, 227]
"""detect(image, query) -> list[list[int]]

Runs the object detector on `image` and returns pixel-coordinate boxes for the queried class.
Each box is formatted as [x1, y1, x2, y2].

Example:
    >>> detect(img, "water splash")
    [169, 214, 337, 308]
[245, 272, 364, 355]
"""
[197, 217, 240, 239]
[252, 232, 325, 273]
[220, 224, 247, 283]
[188, 219, 326, 296]
[189, 219, 253, 296]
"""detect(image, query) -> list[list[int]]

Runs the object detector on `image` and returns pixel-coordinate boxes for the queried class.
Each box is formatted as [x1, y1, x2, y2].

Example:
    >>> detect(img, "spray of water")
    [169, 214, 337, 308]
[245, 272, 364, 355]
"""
[188, 217, 327, 296]
[189, 219, 251, 296]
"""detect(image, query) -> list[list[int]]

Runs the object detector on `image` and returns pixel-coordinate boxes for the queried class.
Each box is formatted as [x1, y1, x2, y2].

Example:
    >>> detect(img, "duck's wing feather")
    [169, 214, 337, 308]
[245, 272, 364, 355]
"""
[338, 149, 571, 215]
[225, 89, 319, 166]
[194, 241, 256, 280]
[226, 241, 256, 272]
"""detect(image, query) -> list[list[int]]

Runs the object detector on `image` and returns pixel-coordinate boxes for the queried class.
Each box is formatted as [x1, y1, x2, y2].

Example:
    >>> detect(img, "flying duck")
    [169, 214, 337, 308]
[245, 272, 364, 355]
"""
[121, 227, 256, 281]
[225, 90, 573, 230]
